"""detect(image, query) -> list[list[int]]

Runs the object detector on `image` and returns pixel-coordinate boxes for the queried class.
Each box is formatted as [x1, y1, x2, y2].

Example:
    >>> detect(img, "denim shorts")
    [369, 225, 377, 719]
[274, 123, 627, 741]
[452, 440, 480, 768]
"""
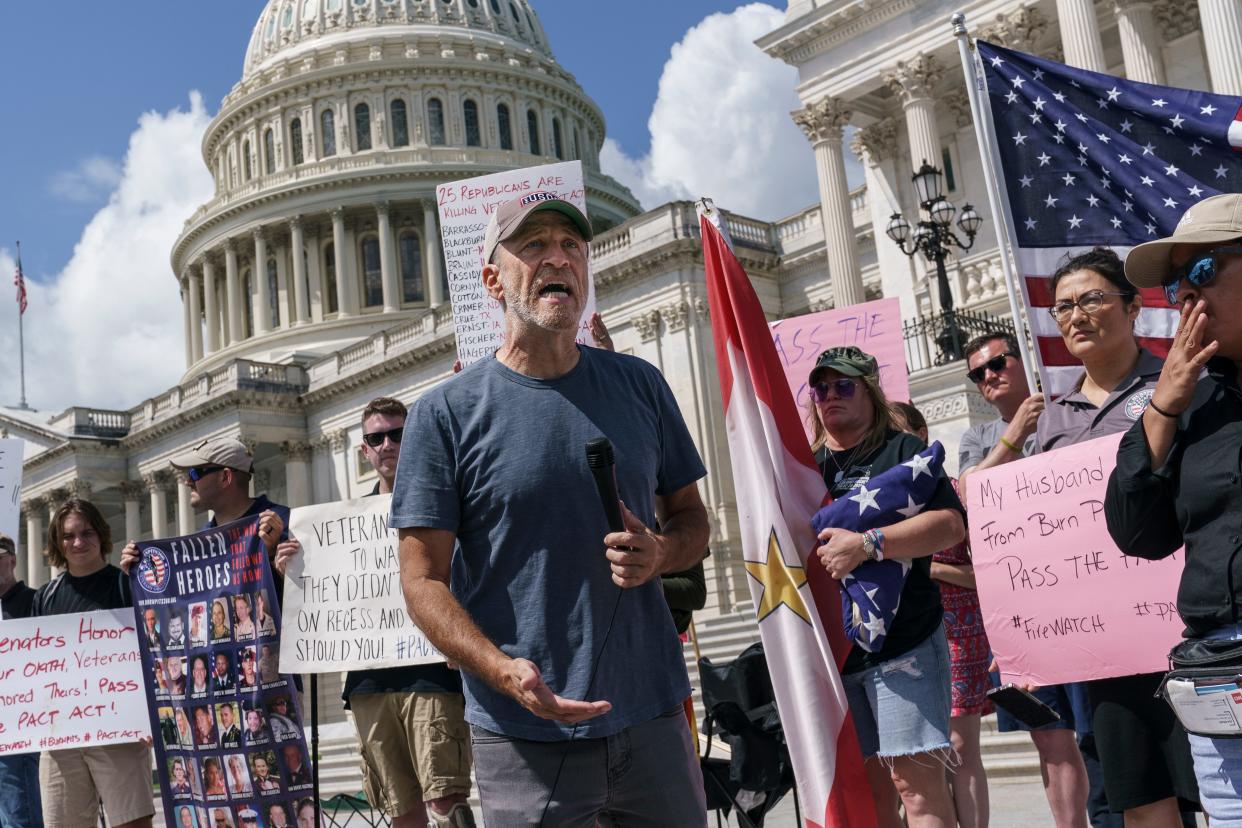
[1186, 621, 1242, 824]
[842, 627, 952, 759]
[991, 674, 1092, 734]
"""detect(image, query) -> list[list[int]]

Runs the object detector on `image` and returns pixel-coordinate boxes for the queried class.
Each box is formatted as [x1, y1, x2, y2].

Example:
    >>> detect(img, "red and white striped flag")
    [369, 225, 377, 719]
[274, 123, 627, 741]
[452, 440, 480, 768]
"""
[699, 200, 875, 828]
[13, 254, 27, 316]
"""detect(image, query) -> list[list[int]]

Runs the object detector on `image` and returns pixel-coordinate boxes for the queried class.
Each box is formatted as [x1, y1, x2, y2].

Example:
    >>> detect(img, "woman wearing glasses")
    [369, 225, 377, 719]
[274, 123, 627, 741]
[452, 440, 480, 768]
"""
[1038, 247, 1200, 826]
[1105, 193, 1242, 823]
[807, 346, 966, 828]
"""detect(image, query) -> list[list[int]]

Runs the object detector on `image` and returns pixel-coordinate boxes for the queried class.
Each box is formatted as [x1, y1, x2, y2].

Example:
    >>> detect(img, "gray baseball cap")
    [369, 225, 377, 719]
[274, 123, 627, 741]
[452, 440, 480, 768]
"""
[482, 191, 592, 264]
[169, 437, 253, 473]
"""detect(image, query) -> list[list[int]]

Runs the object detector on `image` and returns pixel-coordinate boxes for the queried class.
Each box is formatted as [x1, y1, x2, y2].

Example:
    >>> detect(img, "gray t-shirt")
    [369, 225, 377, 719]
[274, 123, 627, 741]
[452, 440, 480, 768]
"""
[390, 346, 706, 740]
[1036, 349, 1163, 453]
[958, 416, 1037, 471]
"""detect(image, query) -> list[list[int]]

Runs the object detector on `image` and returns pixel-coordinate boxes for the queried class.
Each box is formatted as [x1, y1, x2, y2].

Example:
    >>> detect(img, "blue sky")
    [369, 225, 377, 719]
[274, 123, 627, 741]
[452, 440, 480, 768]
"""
[0, 1, 777, 282]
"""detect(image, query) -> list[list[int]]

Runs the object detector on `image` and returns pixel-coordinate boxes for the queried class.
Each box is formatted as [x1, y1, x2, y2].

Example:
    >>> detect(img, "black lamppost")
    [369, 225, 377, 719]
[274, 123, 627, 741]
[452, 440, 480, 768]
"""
[886, 161, 983, 362]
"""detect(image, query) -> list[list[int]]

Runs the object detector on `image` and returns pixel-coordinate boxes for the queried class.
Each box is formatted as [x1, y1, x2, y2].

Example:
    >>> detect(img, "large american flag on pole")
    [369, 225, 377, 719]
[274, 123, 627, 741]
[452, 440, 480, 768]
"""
[13, 253, 27, 316]
[699, 200, 875, 828]
[977, 40, 1242, 394]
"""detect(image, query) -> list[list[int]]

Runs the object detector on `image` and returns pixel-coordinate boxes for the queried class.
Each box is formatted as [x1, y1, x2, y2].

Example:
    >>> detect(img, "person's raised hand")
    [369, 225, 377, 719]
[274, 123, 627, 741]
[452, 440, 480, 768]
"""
[816, 527, 866, 580]
[501, 657, 611, 724]
[1152, 298, 1218, 416]
[1006, 393, 1045, 443]
[120, 541, 141, 575]
[257, 510, 284, 554]
[273, 539, 301, 577]
[603, 503, 666, 588]
[589, 312, 614, 352]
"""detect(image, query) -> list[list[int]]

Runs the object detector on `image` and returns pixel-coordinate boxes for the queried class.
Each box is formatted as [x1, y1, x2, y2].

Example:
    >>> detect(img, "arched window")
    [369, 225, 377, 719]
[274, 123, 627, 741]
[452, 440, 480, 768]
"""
[354, 103, 372, 151]
[242, 140, 253, 181]
[489, 0, 500, 12]
[497, 103, 513, 150]
[390, 99, 409, 147]
[552, 117, 564, 160]
[267, 258, 280, 328]
[321, 109, 337, 157]
[399, 232, 424, 303]
[527, 109, 540, 155]
[242, 268, 255, 338]
[290, 118, 304, 165]
[263, 128, 276, 174]
[360, 237, 383, 308]
[463, 100, 481, 147]
[509, 2, 522, 28]
[323, 243, 339, 314]
[427, 98, 446, 146]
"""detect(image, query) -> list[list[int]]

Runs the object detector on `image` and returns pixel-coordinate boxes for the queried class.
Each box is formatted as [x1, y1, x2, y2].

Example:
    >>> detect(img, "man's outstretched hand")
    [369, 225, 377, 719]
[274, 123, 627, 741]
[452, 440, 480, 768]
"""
[499, 657, 611, 724]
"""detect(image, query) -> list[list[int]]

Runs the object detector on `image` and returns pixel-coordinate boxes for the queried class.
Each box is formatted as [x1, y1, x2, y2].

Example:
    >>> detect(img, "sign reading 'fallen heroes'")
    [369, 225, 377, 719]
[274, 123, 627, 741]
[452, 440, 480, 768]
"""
[768, 298, 909, 441]
[437, 160, 596, 366]
[967, 432, 1186, 686]
[132, 518, 315, 828]
[281, 494, 445, 673]
[0, 609, 149, 756]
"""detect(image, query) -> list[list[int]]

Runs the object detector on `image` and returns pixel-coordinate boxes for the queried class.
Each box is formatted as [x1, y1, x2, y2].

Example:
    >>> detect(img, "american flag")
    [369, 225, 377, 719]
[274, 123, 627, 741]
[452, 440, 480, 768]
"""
[13, 253, 26, 316]
[978, 40, 1242, 394]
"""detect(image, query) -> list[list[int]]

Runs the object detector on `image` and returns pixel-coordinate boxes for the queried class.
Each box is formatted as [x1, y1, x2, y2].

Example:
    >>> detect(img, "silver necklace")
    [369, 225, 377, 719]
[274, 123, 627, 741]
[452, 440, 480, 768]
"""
[827, 442, 864, 485]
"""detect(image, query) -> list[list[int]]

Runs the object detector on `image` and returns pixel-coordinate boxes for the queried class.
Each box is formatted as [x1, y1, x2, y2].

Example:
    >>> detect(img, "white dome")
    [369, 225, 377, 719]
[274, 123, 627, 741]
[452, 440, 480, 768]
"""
[244, 0, 552, 81]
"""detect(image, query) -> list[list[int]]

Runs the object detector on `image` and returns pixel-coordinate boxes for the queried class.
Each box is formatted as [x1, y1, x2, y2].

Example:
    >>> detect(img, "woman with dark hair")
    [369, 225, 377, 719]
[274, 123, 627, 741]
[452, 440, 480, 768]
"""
[31, 498, 155, 828]
[807, 347, 966, 828]
[1041, 246, 1199, 826]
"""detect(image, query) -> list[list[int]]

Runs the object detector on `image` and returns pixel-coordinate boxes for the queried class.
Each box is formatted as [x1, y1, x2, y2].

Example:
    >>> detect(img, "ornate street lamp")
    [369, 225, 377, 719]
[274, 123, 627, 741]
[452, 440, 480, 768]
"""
[886, 161, 983, 362]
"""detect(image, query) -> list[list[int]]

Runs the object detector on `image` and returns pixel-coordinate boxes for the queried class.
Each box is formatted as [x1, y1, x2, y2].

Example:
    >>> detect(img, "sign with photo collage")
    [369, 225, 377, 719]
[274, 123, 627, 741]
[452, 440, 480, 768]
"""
[130, 516, 314, 828]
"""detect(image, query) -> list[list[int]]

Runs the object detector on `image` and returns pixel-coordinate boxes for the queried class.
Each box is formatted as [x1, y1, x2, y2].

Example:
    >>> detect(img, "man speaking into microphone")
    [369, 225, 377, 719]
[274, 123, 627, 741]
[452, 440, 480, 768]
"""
[393, 191, 710, 825]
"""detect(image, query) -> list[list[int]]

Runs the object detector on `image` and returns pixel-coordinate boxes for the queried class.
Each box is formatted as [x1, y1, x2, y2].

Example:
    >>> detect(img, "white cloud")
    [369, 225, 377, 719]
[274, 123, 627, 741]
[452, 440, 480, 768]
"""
[600, 3, 837, 221]
[49, 156, 124, 203]
[0, 92, 214, 413]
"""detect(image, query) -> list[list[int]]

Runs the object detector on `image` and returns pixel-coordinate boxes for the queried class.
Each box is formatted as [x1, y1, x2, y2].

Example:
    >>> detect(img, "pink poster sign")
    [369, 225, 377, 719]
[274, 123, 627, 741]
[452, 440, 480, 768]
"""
[769, 298, 909, 440]
[966, 432, 1185, 686]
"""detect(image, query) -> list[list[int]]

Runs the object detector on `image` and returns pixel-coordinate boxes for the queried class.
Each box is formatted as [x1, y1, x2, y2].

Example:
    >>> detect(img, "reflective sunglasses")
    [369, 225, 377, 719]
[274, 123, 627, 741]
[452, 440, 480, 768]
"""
[187, 466, 224, 483]
[1048, 290, 1130, 323]
[1163, 245, 1242, 306]
[966, 353, 1015, 384]
[809, 378, 858, 402]
[361, 427, 404, 449]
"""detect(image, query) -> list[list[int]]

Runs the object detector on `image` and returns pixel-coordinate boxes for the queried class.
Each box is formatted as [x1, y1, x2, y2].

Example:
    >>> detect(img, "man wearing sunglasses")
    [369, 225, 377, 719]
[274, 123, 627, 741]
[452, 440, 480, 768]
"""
[958, 333, 1044, 489]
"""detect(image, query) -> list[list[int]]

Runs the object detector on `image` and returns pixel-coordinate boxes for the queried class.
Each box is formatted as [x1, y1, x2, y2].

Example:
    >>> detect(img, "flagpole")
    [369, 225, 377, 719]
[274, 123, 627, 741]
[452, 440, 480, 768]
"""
[951, 13, 1042, 395]
[15, 241, 27, 410]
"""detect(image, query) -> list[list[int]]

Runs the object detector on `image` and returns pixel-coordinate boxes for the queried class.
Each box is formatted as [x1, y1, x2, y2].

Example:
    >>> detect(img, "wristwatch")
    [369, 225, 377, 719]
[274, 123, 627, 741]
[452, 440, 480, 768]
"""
[862, 529, 885, 562]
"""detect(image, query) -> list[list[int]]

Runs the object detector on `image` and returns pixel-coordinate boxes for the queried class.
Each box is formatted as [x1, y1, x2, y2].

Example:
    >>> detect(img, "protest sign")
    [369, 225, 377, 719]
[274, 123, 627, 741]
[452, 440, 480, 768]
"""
[437, 160, 596, 366]
[281, 494, 444, 673]
[131, 518, 314, 828]
[0, 438, 21, 541]
[966, 432, 1186, 685]
[768, 298, 909, 439]
[0, 609, 149, 756]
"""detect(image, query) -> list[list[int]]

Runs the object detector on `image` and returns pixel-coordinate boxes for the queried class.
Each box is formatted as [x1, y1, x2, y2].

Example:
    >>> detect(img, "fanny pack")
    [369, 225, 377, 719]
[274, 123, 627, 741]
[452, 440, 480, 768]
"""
[1158, 638, 1242, 738]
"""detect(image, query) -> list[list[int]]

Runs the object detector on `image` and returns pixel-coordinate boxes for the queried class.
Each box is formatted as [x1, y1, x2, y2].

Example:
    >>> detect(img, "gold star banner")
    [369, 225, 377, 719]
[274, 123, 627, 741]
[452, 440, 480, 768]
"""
[745, 527, 812, 625]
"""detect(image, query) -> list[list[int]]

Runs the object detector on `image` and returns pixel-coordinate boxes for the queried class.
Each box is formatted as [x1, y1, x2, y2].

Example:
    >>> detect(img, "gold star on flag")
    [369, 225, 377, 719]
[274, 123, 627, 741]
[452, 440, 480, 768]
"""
[745, 528, 812, 624]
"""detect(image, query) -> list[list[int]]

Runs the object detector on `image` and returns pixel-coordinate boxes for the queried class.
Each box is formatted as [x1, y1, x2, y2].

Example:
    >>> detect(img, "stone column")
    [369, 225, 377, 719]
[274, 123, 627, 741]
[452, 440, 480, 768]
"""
[202, 258, 220, 354]
[852, 118, 920, 320]
[290, 217, 311, 325]
[282, 441, 313, 508]
[1055, 0, 1107, 72]
[1114, 0, 1166, 84]
[275, 243, 291, 329]
[188, 267, 204, 363]
[377, 203, 400, 312]
[330, 430, 351, 500]
[793, 97, 865, 308]
[885, 54, 945, 176]
[423, 202, 446, 307]
[1199, 0, 1242, 96]
[121, 481, 144, 542]
[307, 229, 325, 322]
[331, 208, 358, 316]
[225, 240, 243, 344]
[181, 280, 193, 369]
[145, 472, 170, 539]
[177, 481, 195, 536]
[253, 229, 272, 335]
[24, 498, 46, 589]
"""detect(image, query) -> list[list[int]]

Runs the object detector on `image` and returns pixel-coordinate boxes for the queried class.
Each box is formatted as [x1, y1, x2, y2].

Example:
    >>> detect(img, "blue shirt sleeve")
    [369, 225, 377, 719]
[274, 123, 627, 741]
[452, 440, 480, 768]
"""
[389, 393, 461, 531]
[645, 364, 707, 497]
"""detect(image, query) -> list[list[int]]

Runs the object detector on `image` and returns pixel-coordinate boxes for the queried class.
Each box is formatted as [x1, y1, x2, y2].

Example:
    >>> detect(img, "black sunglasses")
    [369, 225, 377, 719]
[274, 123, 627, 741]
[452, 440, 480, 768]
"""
[361, 427, 403, 449]
[187, 466, 225, 483]
[966, 353, 1015, 384]
[809, 378, 858, 403]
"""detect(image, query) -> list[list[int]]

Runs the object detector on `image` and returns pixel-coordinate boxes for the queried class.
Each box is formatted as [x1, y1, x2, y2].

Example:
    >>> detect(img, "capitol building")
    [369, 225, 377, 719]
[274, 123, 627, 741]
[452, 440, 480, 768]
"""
[3, 0, 1236, 731]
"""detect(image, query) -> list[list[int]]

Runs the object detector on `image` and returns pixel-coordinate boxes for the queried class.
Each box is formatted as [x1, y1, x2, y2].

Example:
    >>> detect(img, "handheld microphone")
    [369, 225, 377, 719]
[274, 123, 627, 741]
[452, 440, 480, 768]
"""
[585, 437, 625, 533]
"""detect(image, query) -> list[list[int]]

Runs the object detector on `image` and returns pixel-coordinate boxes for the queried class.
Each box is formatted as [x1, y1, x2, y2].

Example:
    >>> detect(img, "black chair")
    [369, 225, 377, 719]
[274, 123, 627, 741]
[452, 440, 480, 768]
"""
[698, 642, 800, 828]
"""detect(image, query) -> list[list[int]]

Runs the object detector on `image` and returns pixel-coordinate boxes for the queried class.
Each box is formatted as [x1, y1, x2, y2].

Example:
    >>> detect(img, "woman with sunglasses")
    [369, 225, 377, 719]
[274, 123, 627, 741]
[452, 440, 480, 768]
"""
[1038, 247, 1199, 828]
[1105, 194, 1242, 823]
[808, 346, 966, 828]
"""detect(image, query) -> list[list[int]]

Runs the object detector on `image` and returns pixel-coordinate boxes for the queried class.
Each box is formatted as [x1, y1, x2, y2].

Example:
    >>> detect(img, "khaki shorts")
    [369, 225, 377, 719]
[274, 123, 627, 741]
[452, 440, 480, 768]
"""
[351, 691, 472, 816]
[40, 742, 155, 827]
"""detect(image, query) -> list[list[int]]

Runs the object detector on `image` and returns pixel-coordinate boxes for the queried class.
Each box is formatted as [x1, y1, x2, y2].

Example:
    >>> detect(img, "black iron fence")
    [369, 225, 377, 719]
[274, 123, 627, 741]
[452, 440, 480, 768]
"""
[902, 308, 1016, 374]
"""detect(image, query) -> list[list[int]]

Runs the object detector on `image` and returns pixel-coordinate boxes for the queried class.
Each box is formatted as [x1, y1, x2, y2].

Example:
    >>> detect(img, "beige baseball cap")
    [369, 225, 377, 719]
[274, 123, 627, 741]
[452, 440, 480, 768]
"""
[1125, 194, 1242, 287]
[482, 191, 592, 264]
[169, 437, 253, 472]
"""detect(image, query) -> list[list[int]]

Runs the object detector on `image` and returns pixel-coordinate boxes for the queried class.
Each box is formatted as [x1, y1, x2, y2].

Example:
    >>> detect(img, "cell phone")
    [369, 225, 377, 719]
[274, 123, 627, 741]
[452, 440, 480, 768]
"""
[986, 683, 1062, 729]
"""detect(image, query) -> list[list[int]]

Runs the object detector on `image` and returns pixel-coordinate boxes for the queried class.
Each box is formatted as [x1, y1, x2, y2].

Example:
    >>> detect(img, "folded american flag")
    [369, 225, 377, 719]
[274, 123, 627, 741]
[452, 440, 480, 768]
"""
[811, 442, 945, 653]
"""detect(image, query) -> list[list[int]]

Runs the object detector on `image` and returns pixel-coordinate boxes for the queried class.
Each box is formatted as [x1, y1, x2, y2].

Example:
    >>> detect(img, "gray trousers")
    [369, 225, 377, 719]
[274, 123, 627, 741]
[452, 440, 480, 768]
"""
[471, 706, 707, 827]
